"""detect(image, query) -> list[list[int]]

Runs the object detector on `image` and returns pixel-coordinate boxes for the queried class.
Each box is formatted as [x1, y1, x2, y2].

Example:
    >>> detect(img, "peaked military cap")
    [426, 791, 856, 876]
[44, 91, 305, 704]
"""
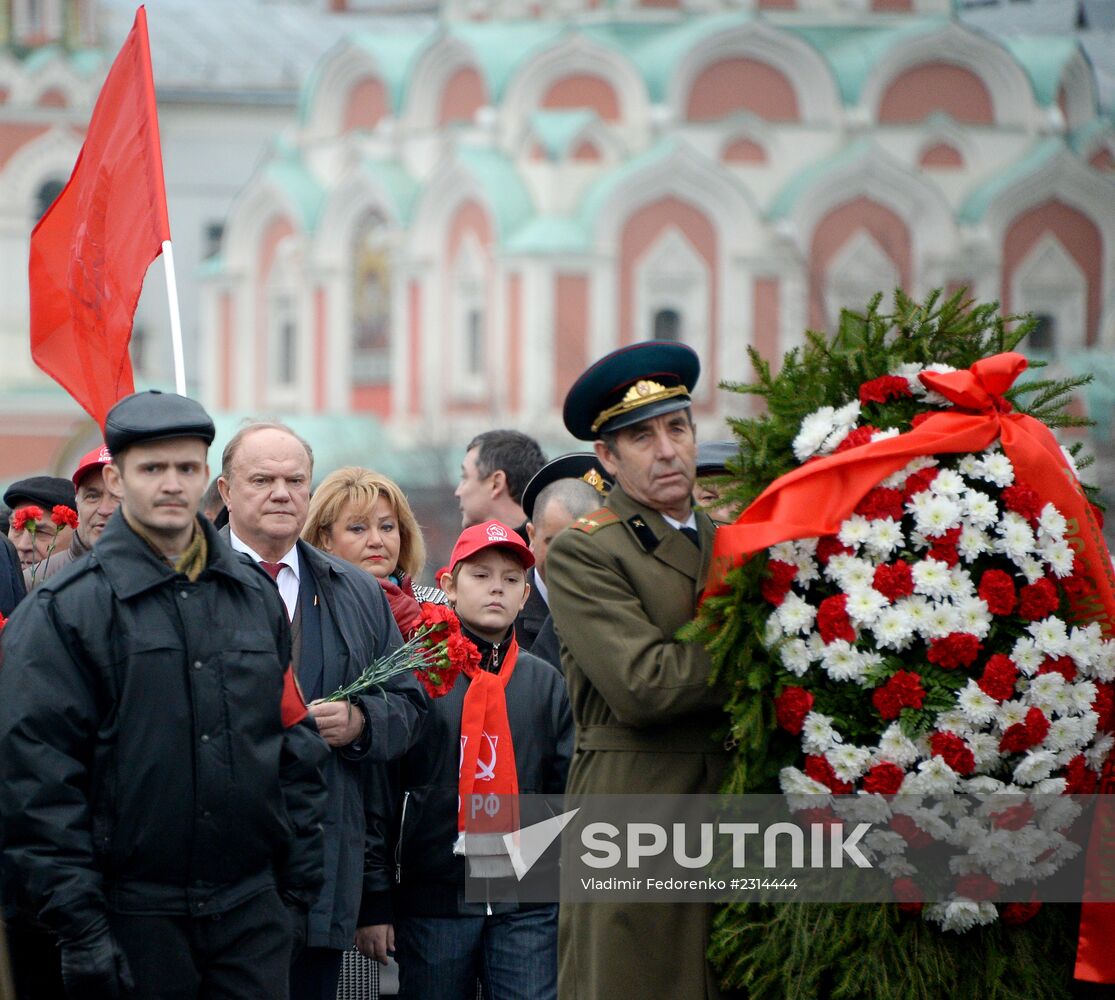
[521, 453, 614, 523]
[104, 390, 216, 454]
[696, 440, 736, 477]
[563, 341, 699, 441]
[3, 475, 76, 512]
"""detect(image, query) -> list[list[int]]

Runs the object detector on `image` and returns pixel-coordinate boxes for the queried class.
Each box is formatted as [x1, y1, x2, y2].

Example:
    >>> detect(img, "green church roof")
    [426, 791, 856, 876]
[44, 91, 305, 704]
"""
[360, 157, 420, 223]
[958, 138, 1063, 224]
[1001, 36, 1082, 107]
[450, 21, 565, 102]
[529, 109, 599, 160]
[506, 216, 589, 254]
[456, 146, 535, 244]
[264, 147, 326, 232]
[768, 138, 876, 219]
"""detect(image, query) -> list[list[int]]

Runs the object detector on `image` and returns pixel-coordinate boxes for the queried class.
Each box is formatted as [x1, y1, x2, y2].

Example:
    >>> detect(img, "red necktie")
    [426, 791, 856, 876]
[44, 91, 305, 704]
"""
[260, 561, 285, 580]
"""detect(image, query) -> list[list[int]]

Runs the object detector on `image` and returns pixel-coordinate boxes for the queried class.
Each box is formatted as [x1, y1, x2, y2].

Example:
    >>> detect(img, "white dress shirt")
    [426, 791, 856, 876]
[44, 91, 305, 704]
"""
[229, 529, 301, 621]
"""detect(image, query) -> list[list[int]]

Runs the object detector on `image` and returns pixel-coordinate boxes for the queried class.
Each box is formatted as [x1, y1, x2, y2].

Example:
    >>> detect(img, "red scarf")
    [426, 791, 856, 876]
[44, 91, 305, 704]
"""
[456, 635, 520, 844]
[378, 575, 423, 637]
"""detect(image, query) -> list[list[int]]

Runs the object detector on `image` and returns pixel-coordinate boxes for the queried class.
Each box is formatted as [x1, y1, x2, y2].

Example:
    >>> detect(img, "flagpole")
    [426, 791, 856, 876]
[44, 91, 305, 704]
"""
[162, 240, 186, 395]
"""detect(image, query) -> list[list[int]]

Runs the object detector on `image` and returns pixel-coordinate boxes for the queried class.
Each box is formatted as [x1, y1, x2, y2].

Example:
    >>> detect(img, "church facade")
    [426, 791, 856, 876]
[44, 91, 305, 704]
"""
[201, 0, 1115, 447]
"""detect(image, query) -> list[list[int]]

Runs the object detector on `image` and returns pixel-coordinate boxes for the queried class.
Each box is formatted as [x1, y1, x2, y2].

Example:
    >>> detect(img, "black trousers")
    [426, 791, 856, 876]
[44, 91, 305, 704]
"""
[109, 887, 291, 1000]
[289, 946, 344, 1000]
[5, 913, 64, 1000]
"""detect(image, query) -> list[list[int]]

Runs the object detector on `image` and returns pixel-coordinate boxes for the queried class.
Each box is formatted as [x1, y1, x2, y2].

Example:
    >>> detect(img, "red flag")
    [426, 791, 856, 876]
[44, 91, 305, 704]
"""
[29, 6, 170, 430]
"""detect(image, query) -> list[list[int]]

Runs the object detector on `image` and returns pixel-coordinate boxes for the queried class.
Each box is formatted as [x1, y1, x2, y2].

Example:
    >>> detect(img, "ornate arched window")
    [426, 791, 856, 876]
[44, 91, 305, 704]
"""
[351, 211, 392, 382]
[34, 177, 64, 222]
[453, 233, 488, 398]
[267, 238, 301, 396]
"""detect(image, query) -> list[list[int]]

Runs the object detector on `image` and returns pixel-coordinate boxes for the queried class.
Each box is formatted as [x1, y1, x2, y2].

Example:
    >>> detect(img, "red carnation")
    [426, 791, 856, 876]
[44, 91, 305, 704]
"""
[977, 654, 1018, 702]
[955, 874, 999, 902]
[978, 569, 1017, 616]
[1060, 571, 1090, 600]
[901, 467, 938, 502]
[860, 375, 914, 406]
[1092, 682, 1115, 732]
[871, 671, 926, 720]
[862, 761, 905, 795]
[927, 633, 982, 670]
[11, 505, 44, 532]
[892, 876, 924, 915]
[1017, 578, 1060, 621]
[817, 594, 856, 645]
[1002, 483, 1043, 522]
[873, 561, 914, 602]
[1037, 656, 1076, 683]
[999, 707, 1051, 754]
[834, 425, 878, 454]
[1065, 754, 1098, 794]
[51, 504, 78, 530]
[929, 731, 975, 775]
[991, 801, 1034, 831]
[890, 813, 935, 849]
[774, 686, 814, 736]
[762, 560, 798, 607]
[816, 536, 853, 566]
[1001, 901, 1042, 926]
[927, 527, 962, 568]
[804, 755, 853, 794]
[855, 487, 905, 522]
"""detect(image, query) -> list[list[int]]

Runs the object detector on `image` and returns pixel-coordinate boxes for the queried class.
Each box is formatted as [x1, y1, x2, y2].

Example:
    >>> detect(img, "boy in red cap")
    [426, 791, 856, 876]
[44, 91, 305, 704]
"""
[358, 520, 572, 1000]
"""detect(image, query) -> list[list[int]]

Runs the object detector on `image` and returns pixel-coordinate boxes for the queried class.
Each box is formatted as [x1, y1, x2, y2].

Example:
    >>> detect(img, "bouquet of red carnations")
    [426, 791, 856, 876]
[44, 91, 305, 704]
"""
[324, 602, 477, 702]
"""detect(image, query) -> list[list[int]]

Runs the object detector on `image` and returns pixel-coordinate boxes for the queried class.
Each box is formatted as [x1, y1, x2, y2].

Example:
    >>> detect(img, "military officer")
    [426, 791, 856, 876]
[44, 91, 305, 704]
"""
[545, 341, 731, 1000]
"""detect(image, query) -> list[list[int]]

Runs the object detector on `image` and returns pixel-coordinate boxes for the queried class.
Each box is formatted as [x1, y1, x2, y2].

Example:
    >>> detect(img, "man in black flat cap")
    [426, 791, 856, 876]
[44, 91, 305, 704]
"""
[520, 453, 612, 669]
[0, 390, 328, 1000]
[545, 342, 730, 1000]
[4, 475, 77, 570]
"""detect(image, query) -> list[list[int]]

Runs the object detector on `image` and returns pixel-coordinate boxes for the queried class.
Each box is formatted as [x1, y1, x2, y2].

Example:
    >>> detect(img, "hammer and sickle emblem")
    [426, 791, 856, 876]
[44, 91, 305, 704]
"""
[476, 733, 499, 781]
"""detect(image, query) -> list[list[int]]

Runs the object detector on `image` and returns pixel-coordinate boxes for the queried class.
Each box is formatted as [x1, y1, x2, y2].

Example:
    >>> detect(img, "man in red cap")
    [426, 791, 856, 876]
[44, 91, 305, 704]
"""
[23, 445, 120, 589]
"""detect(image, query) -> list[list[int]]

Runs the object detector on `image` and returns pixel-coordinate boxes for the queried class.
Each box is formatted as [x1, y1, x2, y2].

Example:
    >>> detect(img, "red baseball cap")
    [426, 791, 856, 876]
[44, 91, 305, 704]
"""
[448, 520, 535, 572]
[72, 444, 113, 488]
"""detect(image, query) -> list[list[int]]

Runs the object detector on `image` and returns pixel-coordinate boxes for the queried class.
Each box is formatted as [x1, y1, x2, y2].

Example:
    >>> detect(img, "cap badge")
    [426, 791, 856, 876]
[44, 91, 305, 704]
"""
[590, 379, 690, 434]
[486, 523, 510, 542]
[97, 446, 112, 462]
[582, 469, 607, 494]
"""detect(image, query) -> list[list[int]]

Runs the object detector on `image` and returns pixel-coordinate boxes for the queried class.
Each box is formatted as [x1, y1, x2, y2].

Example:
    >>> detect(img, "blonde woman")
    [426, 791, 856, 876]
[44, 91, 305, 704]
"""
[303, 467, 441, 635]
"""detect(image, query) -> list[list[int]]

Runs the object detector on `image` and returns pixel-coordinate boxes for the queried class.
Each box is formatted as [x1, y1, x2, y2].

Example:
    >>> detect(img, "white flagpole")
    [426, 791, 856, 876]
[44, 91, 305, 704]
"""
[161, 239, 186, 396]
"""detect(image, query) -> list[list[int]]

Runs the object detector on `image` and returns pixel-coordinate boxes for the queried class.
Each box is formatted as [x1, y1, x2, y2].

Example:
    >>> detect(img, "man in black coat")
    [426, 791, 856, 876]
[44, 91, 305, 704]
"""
[0, 391, 329, 1000]
[217, 420, 427, 1000]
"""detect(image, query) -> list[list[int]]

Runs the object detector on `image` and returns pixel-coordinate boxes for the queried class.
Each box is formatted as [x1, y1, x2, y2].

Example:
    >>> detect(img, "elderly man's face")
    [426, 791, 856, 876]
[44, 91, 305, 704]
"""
[75, 467, 120, 546]
[219, 427, 312, 555]
[8, 506, 72, 569]
[595, 410, 697, 521]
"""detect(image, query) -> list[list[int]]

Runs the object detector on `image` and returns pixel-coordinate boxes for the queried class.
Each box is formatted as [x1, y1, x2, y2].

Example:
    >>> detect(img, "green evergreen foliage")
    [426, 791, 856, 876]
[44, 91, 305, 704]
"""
[690, 290, 1098, 998]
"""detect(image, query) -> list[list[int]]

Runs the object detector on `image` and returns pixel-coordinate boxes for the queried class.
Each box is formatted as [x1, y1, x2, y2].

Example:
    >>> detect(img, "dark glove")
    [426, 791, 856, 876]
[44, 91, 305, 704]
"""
[281, 894, 309, 957]
[60, 914, 134, 1000]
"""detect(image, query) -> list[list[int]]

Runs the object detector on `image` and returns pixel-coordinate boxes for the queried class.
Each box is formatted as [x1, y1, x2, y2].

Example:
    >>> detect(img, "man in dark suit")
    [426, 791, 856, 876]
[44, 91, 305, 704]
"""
[217, 421, 427, 1000]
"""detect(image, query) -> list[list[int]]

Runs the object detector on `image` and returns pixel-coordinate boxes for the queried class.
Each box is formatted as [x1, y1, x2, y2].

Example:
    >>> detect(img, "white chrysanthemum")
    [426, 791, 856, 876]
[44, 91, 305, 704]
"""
[837, 515, 873, 548]
[832, 400, 861, 428]
[881, 455, 940, 491]
[1043, 682, 1076, 718]
[931, 469, 966, 497]
[996, 512, 1036, 559]
[946, 567, 977, 602]
[901, 596, 932, 632]
[876, 723, 920, 768]
[967, 732, 1002, 771]
[829, 744, 872, 782]
[926, 900, 998, 933]
[981, 452, 1015, 488]
[769, 541, 798, 563]
[1070, 681, 1098, 715]
[822, 641, 868, 683]
[958, 681, 998, 725]
[958, 525, 993, 560]
[1046, 715, 1089, 753]
[779, 766, 831, 796]
[845, 587, 888, 626]
[871, 606, 917, 650]
[1037, 503, 1068, 541]
[780, 638, 815, 677]
[922, 602, 960, 639]
[871, 427, 901, 444]
[936, 710, 974, 737]
[1040, 538, 1075, 578]
[963, 490, 999, 529]
[892, 362, 926, 390]
[1034, 777, 1067, 795]
[776, 593, 817, 635]
[957, 454, 983, 477]
[792, 407, 838, 462]
[794, 554, 821, 586]
[1086, 733, 1114, 771]
[1016, 556, 1047, 585]
[1014, 750, 1058, 786]
[954, 599, 991, 640]
[1011, 637, 1045, 676]
[997, 700, 1030, 728]
[912, 494, 964, 537]
[1060, 446, 1080, 478]
[801, 712, 839, 753]
[763, 615, 784, 647]
[1067, 624, 1103, 673]
[1029, 617, 1070, 657]
[863, 518, 904, 559]
[1090, 641, 1115, 682]
[913, 559, 954, 600]
[828, 556, 876, 592]
[912, 757, 961, 794]
[1028, 672, 1066, 710]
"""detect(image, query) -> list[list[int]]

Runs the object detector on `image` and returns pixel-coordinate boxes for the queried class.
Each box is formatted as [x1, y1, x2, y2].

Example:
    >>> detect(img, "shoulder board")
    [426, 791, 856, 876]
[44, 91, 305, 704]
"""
[570, 507, 620, 535]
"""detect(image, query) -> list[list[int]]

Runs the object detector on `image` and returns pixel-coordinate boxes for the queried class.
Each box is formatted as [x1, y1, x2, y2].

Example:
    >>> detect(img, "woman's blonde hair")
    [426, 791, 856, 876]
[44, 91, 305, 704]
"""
[302, 467, 425, 579]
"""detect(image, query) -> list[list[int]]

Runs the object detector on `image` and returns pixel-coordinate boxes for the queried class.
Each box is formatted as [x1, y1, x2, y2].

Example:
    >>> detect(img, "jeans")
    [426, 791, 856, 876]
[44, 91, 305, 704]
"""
[395, 905, 558, 1000]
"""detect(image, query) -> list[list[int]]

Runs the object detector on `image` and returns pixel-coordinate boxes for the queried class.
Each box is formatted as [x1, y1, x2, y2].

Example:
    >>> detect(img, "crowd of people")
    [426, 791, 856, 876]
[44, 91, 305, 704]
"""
[0, 340, 739, 1000]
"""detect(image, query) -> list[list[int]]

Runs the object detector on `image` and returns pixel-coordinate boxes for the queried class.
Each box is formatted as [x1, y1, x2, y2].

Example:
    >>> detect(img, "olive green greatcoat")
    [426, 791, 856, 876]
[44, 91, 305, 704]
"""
[546, 484, 731, 1000]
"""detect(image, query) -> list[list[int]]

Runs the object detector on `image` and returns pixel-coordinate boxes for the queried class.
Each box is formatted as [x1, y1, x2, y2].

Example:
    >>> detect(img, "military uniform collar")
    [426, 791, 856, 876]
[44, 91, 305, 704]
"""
[605, 485, 712, 584]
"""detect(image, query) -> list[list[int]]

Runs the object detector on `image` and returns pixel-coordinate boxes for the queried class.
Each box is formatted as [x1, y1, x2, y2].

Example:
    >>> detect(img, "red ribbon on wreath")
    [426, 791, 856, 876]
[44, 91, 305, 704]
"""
[702, 351, 1115, 981]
